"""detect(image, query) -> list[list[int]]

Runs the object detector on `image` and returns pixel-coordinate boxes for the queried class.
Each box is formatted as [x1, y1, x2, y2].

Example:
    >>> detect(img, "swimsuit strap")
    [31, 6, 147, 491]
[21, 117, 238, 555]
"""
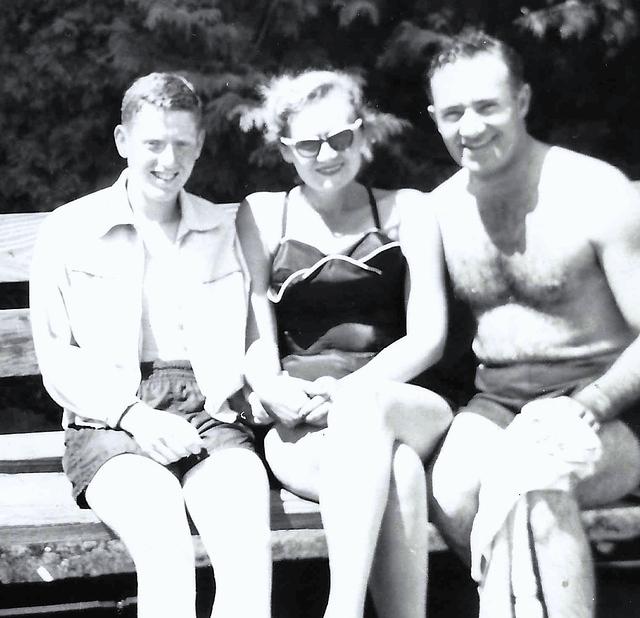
[366, 187, 381, 230]
[280, 189, 292, 241]
[281, 186, 380, 240]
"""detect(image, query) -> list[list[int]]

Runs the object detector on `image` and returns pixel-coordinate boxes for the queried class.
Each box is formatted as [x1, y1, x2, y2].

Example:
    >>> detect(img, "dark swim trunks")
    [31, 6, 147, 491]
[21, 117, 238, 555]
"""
[459, 353, 640, 439]
[63, 361, 255, 508]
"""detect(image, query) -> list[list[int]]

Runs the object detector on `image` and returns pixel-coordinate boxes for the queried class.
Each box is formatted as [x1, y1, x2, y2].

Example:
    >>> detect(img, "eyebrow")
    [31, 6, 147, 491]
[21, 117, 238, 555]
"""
[438, 97, 500, 112]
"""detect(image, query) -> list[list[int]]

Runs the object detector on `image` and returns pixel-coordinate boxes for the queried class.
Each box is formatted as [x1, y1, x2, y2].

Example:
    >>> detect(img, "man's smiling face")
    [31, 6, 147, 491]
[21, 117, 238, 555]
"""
[114, 102, 204, 209]
[429, 51, 530, 179]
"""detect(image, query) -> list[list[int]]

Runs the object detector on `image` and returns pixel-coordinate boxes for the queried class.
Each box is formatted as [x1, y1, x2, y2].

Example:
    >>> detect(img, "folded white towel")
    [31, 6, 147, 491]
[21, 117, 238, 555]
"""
[470, 397, 602, 583]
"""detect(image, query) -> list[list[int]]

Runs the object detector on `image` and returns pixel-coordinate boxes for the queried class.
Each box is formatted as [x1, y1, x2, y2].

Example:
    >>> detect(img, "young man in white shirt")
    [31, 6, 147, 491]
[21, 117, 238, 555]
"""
[30, 72, 272, 618]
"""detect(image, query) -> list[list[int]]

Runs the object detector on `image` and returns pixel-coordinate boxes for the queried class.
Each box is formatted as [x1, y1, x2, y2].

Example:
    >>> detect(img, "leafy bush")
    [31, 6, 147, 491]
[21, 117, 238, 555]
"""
[0, 0, 638, 214]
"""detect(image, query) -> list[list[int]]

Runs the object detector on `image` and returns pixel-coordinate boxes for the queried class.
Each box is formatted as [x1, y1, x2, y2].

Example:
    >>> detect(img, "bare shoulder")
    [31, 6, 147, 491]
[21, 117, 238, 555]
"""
[426, 170, 469, 217]
[237, 190, 287, 256]
[371, 187, 433, 234]
[543, 146, 640, 239]
[543, 146, 634, 200]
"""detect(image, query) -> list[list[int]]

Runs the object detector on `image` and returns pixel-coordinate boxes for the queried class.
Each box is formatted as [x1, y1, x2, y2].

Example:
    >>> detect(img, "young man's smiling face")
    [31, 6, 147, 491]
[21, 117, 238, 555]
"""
[428, 51, 531, 179]
[114, 102, 204, 209]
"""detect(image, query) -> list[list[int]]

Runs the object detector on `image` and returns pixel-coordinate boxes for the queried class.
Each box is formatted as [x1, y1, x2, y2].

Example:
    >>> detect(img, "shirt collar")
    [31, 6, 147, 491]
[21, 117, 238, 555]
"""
[92, 170, 226, 240]
[176, 190, 227, 241]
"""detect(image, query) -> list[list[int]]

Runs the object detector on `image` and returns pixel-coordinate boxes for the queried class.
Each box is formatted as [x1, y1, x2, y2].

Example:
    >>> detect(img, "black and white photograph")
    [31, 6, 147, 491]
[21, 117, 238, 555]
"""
[2, 2, 640, 617]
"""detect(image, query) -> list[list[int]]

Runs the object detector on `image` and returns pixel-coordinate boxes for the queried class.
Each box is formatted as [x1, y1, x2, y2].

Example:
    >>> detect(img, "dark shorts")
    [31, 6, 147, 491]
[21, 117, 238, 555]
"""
[63, 361, 255, 508]
[459, 356, 640, 439]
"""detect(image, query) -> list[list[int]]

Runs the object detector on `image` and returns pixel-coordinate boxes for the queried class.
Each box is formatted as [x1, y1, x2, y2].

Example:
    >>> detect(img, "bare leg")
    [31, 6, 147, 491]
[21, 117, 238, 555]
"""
[265, 382, 450, 618]
[183, 448, 272, 618]
[321, 382, 450, 618]
[528, 421, 640, 618]
[85, 454, 196, 618]
[524, 489, 593, 618]
[431, 412, 640, 618]
[368, 443, 428, 618]
[263, 423, 324, 501]
[429, 411, 516, 617]
[428, 411, 509, 563]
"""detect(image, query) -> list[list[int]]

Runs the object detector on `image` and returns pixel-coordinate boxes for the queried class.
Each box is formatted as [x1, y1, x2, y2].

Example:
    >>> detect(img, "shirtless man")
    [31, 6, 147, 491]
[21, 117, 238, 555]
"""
[426, 30, 640, 617]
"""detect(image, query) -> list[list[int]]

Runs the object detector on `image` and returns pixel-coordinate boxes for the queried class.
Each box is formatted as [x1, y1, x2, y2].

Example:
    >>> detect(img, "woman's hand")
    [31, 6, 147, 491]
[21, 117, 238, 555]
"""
[255, 373, 314, 428]
[297, 376, 339, 427]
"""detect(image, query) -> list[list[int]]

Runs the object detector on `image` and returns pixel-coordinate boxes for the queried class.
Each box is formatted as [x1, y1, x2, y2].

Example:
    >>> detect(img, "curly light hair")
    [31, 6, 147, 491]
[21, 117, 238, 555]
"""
[241, 69, 409, 157]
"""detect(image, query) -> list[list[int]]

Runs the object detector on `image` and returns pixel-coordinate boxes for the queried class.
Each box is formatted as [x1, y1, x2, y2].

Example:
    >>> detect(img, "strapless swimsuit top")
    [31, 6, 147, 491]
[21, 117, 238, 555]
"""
[269, 188, 406, 380]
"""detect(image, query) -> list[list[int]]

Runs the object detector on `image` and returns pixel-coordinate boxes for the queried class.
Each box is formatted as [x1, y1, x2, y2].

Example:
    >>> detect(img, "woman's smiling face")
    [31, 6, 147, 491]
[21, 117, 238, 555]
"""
[280, 89, 365, 193]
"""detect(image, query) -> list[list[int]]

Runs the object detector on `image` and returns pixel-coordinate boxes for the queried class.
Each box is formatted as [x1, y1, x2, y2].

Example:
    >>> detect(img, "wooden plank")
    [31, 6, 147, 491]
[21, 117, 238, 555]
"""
[0, 213, 47, 284]
[0, 474, 325, 535]
[0, 432, 64, 473]
[0, 309, 38, 378]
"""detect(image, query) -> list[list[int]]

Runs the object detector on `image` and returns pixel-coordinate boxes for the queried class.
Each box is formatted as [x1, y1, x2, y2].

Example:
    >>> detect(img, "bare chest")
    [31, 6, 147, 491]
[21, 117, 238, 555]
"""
[440, 209, 595, 311]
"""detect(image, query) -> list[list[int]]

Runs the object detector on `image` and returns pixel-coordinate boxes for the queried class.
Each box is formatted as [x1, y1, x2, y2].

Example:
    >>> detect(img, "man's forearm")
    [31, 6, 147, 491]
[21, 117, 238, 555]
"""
[573, 337, 640, 421]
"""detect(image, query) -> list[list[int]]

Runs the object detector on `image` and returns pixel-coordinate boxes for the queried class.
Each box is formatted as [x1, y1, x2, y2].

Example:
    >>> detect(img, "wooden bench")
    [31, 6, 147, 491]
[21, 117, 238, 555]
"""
[2, 208, 640, 604]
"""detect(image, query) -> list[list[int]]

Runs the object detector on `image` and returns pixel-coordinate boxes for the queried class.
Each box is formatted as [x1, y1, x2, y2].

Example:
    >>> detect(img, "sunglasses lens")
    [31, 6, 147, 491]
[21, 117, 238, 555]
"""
[327, 129, 354, 151]
[294, 140, 321, 157]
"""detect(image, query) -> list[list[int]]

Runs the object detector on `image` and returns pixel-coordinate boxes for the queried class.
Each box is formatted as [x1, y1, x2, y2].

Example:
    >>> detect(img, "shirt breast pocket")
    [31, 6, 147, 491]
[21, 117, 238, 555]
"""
[66, 264, 135, 347]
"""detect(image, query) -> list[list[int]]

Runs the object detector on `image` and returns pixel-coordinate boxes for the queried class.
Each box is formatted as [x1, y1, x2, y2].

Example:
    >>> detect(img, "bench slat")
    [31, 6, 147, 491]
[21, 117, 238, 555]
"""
[0, 431, 64, 473]
[0, 213, 47, 284]
[0, 308, 38, 377]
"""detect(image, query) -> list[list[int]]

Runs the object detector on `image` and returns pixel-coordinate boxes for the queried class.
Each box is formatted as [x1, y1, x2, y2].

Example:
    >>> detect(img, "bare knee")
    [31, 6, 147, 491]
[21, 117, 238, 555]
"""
[329, 381, 451, 452]
[429, 414, 489, 517]
[390, 444, 427, 517]
[86, 455, 193, 568]
[527, 489, 584, 545]
[577, 421, 640, 507]
[264, 425, 322, 500]
[329, 380, 386, 429]
[210, 447, 268, 489]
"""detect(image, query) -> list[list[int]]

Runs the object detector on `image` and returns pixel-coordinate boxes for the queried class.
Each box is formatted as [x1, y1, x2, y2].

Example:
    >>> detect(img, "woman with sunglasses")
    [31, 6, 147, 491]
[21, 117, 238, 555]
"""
[237, 70, 451, 618]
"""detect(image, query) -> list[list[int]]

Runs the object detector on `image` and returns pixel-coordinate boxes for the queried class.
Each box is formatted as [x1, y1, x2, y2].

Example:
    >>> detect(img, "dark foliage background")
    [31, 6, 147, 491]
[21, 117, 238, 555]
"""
[1, 0, 639, 213]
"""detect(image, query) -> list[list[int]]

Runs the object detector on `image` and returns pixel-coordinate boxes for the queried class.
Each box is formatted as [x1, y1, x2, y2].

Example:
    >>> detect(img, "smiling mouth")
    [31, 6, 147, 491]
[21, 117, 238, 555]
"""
[316, 163, 344, 175]
[151, 171, 179, 182]
[462, 138, 495, 152]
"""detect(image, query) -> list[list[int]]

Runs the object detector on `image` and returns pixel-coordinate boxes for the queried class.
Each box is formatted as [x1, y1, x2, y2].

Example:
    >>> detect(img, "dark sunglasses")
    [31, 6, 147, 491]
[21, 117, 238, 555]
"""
[280, 118, 363, 158]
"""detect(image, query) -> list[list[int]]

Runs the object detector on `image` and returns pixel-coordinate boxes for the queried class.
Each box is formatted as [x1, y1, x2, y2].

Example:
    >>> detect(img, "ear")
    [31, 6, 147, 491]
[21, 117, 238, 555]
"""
[427, 104, 437, 122]
[195, 129, 205, 159]
[113, 124, 128, 159]
[516, 83, 531, 119]
[278, 142, 295, 164]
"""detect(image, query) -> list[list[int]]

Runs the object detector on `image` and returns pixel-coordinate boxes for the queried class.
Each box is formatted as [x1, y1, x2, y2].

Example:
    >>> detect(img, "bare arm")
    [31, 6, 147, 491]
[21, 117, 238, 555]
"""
[237, 195, 312, 427]
[573, 174, 640, 421]
[344, 189, 448, 383]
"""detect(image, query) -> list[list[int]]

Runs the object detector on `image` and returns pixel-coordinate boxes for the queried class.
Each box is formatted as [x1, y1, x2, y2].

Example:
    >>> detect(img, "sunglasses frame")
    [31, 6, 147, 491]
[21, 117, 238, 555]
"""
[280, 118, 363, 158]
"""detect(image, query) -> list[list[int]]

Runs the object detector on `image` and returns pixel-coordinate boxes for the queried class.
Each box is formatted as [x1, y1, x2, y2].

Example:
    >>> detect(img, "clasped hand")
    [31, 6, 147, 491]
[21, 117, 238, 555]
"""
[120, 402, 204, 465]
[258, 374, 339, 428]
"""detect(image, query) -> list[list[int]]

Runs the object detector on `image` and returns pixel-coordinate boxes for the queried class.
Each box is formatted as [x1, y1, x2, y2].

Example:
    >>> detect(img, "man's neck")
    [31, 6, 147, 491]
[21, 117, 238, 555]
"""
[126, 182, 180, 224]
[467, 135, 544, 200]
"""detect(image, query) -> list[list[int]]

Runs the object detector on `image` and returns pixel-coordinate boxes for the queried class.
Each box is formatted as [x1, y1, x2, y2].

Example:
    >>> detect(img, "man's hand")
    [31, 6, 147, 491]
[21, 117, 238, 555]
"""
[119, 402, 204, 465]
[519, 396, 602, 463]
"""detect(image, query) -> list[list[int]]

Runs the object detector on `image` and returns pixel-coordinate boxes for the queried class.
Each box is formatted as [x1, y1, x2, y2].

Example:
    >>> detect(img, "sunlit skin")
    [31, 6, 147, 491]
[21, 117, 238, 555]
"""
[114, 103, 204, 215]
[279, 89, 365, 199]
[428, 52, 531, 180]
[427, 48, 640, 618]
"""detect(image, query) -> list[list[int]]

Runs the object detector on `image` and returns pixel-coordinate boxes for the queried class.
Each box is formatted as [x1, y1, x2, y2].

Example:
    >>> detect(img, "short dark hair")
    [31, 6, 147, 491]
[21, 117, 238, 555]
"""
[426, 30, 525, 101]
[120, 72, 203, 126]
